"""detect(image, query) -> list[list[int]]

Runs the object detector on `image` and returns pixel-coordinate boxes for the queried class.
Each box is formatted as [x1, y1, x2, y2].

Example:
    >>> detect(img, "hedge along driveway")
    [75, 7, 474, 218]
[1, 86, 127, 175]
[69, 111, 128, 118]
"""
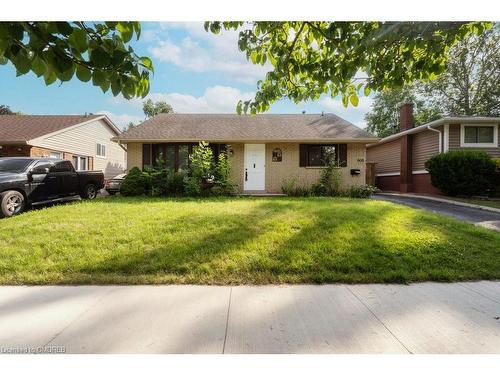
[0, 197, 499, 284]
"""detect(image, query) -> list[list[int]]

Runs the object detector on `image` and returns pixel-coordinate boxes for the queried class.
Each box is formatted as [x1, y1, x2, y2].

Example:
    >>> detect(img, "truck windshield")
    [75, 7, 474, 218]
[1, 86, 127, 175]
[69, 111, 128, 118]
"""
[0, 159, 33, 173]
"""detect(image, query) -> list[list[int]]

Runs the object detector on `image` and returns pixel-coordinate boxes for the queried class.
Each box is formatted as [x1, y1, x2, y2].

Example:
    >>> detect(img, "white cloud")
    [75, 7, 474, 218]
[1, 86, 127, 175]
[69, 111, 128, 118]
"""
[319, 96, 373, 128]
[97, 111, 144, 129]
[149, 22, 269, 84]
[111, 85, 255, 114]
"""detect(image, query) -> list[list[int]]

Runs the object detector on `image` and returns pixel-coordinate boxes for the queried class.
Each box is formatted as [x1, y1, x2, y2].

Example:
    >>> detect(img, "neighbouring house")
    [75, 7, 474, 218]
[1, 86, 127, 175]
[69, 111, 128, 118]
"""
[113, 114, 378, 193]
[366, 103, 500, 194]
[0, 114, 126, 178]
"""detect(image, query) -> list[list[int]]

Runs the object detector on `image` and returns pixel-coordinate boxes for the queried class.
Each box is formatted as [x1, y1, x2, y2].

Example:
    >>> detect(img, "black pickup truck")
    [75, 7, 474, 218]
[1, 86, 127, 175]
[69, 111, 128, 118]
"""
[0, 157, 104, 218]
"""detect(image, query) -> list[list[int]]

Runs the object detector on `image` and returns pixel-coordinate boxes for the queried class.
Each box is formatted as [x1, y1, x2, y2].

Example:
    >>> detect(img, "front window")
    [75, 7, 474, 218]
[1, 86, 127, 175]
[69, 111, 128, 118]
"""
[72, 156, 89, 171]
[150, 143, 227, 172]
[0, 158, 33, 173]
[301, 144, 346, 167]
[49, 152, 62, 159]
[461, 124, 498, 147]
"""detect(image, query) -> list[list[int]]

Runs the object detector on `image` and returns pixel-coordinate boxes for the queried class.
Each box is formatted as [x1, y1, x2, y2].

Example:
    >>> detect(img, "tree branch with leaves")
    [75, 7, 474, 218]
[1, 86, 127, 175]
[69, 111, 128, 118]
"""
[205, 21, 492, 114]
[0, 22, 153, 99]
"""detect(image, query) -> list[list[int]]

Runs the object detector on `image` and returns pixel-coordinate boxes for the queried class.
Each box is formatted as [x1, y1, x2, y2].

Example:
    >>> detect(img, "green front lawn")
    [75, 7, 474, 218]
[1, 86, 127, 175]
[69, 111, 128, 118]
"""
[0, 197, 499, 284]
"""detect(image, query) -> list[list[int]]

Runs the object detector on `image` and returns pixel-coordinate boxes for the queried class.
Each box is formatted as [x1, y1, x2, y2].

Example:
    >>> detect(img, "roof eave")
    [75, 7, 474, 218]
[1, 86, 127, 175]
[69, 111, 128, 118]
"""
[112, 138, 379, 144]
[367, 116, 500, 148]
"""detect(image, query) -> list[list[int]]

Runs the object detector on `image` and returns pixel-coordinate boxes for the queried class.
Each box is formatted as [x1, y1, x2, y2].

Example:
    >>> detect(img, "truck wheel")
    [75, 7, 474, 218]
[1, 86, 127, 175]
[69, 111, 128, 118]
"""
[82, 184, 98, 200]
[0, 190, 26, 218]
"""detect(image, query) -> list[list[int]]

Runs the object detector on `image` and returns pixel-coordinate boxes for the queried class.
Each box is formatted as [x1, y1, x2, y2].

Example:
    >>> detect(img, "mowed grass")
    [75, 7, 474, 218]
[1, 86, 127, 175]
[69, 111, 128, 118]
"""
[0, 197, 499, 284]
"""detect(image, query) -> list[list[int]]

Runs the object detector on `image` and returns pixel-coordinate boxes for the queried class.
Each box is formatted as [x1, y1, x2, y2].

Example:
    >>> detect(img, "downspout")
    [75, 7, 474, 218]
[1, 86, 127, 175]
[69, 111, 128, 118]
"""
[427, 125, 442, 153]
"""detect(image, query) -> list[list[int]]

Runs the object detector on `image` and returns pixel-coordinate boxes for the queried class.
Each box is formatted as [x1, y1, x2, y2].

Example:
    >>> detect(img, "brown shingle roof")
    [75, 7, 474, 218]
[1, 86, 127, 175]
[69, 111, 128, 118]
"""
[115, 114, 378, 143]
[0, 115, 102, 143]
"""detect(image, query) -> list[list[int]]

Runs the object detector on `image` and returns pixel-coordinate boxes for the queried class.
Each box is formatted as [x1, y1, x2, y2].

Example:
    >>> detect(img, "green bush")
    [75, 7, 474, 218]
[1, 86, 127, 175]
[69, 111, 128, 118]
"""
[120, 167, 148, 196]
[425, 151, 497, 196]
[344, 184, 379, 198]
[280, 177, 312, 196]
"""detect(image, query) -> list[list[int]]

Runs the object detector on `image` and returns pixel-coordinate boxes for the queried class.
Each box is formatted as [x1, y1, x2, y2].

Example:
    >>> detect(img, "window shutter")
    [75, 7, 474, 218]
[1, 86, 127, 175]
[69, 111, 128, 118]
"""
[299, 144, 308, 167]
[338, 144, 347, 167]
[142, 143, 151, 169]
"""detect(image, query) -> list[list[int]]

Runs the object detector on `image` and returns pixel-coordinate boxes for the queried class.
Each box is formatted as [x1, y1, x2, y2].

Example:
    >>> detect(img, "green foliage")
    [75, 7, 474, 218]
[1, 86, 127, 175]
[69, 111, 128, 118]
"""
[420, 27, 500, 117]
[212, 150, 236, 195]
[281, 177, 312, 197]
[365, 86, 443, 137]
[120, 167, 147, 196]
[343, 184, 379, 198]
[205, 21, 490, 114]
[142, 99, 174, 118]
[425, 151, 497, 196]
[184, 142, 214, 196]
[0, 105, 14, 115]
[0, 22, 152, 99]
[318, 156, 343, 196]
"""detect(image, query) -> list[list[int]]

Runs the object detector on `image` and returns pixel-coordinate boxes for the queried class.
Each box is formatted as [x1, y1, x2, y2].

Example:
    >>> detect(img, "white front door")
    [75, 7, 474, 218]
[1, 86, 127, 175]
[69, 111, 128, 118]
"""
[244, 144, 266, 191]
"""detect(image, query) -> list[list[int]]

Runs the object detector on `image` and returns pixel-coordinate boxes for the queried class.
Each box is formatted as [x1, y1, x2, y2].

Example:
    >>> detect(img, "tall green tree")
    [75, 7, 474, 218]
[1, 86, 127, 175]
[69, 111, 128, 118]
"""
[143, 99, 174, 118]
[421, 28, 499, 116]
[365, 87, 442, 137]
[365, 27, 499, 137]
[0, 22, 152, 99]
[205, 21, 491, 114]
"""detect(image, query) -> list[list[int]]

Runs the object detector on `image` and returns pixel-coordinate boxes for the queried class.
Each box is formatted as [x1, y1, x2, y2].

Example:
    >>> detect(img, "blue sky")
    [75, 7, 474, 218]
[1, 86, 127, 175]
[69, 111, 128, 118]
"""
[0, 22, 373, 129]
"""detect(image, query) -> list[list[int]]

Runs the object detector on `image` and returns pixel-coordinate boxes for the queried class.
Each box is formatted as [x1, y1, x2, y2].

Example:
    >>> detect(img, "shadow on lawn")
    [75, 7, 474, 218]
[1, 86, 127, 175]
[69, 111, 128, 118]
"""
[43, 197, 500, 284]
[75, 199, 294, 279]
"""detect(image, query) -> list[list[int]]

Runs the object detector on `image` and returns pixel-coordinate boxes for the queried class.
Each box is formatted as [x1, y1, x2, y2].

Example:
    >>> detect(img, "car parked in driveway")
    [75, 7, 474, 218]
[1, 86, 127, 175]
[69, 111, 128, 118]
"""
[104, 173, 126, 195]
[0, 157, 104, 218]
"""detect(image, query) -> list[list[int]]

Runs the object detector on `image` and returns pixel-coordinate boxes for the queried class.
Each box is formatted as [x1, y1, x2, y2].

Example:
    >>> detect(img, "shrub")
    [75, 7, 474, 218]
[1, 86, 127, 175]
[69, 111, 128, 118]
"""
[344, 184, 379, 198]
[120, 167, 147, 196]
[213, 149, 236, 195]
[425, 151, 497, 196]
[280, 177, 311, 196]
[184, 142, 214, 196]
[316, 156, 342, 196]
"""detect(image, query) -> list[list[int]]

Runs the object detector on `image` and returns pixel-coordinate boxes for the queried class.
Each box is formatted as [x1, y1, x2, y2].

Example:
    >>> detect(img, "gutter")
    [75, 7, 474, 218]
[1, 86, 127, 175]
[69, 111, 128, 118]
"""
[426, 124, 442, 153]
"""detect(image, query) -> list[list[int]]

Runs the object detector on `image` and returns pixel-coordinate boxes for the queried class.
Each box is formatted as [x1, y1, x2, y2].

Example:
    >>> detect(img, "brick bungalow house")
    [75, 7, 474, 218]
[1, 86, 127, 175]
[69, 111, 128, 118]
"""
[0, 114, 126, 178]
[113, 113, 378, 193]
[367, 103, 500, 194]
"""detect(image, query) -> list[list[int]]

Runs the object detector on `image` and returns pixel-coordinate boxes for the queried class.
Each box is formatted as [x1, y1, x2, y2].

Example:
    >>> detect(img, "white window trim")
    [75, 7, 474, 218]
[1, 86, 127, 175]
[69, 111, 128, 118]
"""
[49, 152, 63, 159]
[443, 123, 450, 152]
[460, 123, 498, 148]
[96, 143, 107, 158]
[73, 155, 89, 171]
[412, 170, 429, 175]
[376, 172, 400, 177]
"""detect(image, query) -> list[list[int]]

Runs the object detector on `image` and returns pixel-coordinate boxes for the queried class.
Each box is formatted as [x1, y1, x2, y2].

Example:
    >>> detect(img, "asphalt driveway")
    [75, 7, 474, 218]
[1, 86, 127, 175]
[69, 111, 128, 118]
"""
[0, 283, 499, 354]
[374, 194, 500, 231]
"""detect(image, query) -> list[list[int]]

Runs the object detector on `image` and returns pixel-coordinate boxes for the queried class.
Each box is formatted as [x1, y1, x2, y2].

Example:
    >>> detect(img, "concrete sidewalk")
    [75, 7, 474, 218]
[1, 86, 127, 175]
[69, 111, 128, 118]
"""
[0, 283, 499, 354]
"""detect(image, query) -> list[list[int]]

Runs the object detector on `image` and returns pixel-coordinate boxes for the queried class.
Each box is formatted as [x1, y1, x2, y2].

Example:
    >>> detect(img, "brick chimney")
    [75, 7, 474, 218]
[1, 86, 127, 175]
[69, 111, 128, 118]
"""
[399, 103, 413, 192]
[400, 102, 414, 131]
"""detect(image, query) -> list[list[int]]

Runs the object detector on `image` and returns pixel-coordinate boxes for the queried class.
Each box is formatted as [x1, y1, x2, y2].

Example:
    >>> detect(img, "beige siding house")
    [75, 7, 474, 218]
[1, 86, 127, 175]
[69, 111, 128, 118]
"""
[114, 114, 378, 194]
[367, 103, 500, 194]
[0, 115, 126, 178]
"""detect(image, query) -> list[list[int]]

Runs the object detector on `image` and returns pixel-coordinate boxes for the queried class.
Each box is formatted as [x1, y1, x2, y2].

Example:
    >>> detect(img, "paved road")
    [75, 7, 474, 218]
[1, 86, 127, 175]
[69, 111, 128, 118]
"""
[374, 194, 500, 231]
[0, 283, 499, 354]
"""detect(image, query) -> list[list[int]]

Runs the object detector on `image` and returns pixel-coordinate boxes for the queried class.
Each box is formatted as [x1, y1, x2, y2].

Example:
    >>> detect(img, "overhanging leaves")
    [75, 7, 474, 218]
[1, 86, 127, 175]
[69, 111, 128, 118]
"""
[0, 21, 153, 99]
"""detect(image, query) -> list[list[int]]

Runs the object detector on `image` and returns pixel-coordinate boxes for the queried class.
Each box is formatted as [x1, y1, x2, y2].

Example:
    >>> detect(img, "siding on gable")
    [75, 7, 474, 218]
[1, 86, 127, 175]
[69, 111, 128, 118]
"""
[30, 119, 126, 178]
[412, 128, 440, 170]
[366, 139, 400, 175]
[448, 123, 500, 158]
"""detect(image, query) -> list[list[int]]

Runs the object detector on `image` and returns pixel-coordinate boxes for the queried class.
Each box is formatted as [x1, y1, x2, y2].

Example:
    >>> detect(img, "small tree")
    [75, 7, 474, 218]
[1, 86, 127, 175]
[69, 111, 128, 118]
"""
[120, 167, 147, 196]
[143, 99, 173, 118]
[184, 142, 214, 196]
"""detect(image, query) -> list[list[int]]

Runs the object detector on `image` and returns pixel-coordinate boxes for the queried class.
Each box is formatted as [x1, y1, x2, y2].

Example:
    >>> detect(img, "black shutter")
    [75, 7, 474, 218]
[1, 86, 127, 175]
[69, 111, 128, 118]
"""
[142, 143, 151, 169]
[338, 144, 347, 167]
[299, 144, 308, 167]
